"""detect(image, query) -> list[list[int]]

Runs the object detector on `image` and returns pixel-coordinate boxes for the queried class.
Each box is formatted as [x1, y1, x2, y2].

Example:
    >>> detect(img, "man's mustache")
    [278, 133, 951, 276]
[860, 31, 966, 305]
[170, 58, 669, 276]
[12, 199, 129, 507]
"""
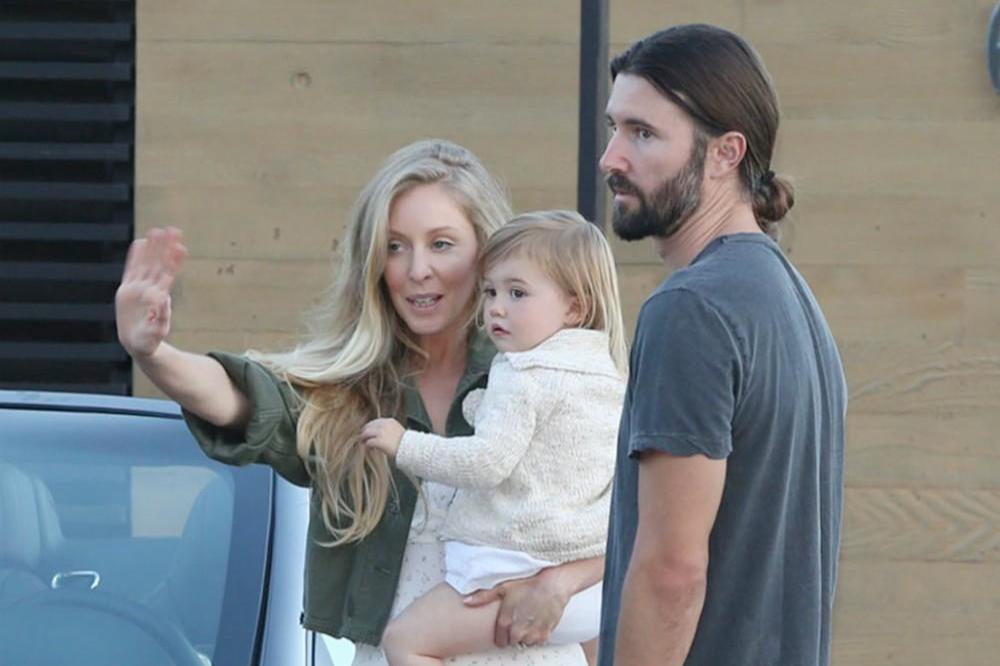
[606, 172, 640, 197]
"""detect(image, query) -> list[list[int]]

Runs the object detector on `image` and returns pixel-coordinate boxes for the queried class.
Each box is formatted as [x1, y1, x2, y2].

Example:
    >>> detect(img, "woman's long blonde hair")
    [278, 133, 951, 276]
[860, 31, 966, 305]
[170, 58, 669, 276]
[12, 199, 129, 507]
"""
[481, 210, 629, 375]
[250, 140, 511, 545]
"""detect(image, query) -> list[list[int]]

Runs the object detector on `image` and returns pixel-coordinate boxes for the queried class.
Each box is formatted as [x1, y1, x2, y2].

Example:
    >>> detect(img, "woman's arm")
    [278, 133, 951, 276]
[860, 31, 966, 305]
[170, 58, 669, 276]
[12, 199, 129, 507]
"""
[134, 342, 250, 428]
[464, 555, 605, 647]
[116, 227, 250, 428]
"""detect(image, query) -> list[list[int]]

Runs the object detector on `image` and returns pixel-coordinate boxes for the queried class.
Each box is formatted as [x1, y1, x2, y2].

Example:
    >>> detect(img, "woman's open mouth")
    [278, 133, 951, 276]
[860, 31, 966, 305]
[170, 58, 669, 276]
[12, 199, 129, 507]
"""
[407, 294, 442, 310]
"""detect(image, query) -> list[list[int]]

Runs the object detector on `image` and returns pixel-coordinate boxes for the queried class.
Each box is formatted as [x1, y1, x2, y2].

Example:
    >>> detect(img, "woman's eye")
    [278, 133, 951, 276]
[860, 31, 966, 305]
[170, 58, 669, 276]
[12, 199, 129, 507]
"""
[388, 241, 404, 253]
[432, 240, 453, 250]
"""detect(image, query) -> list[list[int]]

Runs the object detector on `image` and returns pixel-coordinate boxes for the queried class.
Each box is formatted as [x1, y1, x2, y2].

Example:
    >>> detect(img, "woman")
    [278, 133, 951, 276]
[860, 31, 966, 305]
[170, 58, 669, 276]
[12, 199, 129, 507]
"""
[115, 139, 601, 665]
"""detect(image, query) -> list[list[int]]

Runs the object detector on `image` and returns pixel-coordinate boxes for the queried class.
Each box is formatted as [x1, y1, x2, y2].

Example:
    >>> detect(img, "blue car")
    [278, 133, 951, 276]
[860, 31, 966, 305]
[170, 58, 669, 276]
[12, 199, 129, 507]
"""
[0, 391, 352, 665]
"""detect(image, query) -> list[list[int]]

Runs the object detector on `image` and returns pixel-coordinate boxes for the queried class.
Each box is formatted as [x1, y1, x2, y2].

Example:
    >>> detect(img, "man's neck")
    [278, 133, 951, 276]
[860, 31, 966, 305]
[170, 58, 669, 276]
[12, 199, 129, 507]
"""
[653, 192, 762, 272]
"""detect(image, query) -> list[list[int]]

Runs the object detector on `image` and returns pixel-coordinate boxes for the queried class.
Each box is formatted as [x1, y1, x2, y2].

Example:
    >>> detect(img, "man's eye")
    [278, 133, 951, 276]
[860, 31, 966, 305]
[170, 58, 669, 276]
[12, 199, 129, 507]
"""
[635, 127, 652, 140]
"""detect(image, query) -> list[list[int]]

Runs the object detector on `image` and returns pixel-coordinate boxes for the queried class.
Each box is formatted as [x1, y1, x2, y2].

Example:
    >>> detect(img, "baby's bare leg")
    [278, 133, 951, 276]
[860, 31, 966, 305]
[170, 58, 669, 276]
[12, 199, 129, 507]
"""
[382, 583, 501, 666]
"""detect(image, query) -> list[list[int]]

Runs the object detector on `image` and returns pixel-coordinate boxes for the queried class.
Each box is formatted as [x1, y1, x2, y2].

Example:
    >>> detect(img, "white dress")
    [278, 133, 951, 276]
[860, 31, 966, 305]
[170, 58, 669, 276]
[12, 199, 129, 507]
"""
[352, 481, 586, 666]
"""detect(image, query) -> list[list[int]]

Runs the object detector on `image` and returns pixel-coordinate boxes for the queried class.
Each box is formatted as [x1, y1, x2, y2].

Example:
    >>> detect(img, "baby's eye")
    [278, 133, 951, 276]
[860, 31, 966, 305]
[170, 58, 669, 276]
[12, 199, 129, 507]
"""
[510, 288, 526, 300]
[482, 287, 497, 298]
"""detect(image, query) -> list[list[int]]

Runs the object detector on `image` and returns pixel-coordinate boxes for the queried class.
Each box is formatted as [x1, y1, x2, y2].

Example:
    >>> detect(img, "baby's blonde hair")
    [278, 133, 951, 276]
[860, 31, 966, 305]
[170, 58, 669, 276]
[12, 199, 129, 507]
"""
[481, 210, 628, 375]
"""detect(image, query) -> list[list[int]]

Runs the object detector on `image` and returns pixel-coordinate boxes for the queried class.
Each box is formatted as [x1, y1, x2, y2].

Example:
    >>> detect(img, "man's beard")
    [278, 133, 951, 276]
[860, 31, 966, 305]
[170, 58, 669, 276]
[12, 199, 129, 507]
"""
[609, 138, 707, 242]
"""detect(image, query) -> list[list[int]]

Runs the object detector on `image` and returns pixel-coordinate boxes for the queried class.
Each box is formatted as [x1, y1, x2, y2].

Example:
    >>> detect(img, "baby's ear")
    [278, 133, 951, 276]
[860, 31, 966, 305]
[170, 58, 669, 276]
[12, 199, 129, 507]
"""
[565, 295, 587, 327]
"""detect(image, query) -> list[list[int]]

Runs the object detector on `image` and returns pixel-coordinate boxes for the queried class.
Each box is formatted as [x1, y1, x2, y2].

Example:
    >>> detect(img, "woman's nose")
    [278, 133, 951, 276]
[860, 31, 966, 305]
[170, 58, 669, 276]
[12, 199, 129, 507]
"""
[408, 249, 433, 282]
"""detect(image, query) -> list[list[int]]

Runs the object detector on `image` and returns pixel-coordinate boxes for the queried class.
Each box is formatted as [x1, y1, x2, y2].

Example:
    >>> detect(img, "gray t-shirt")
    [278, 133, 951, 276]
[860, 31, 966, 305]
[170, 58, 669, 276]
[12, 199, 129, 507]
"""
[599, 233, 846, 666]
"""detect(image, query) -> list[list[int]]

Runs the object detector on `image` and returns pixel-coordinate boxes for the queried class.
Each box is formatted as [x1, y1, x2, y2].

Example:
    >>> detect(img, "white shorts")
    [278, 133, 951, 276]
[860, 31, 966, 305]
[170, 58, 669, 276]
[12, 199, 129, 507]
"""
[444, 541, 603, 644]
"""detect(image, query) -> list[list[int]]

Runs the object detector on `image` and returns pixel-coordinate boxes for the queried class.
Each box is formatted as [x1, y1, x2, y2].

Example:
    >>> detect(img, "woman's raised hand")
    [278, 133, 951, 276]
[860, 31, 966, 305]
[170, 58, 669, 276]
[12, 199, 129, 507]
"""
[115, 227, 188, 358]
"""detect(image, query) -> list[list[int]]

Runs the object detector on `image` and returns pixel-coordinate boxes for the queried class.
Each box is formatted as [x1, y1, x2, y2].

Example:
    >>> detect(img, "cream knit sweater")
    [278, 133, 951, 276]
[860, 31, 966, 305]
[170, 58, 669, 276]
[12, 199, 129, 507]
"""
[396, 328, 625, 563]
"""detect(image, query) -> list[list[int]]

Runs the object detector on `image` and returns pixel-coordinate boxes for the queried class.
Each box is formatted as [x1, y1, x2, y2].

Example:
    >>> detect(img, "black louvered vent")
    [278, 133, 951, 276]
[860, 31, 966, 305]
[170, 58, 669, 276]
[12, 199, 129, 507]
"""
[0, 1, 135, 394]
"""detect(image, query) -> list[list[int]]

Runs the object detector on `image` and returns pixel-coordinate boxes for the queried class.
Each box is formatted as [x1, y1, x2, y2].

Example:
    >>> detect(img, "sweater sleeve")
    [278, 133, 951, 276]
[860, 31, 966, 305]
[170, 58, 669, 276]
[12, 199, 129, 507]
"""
[395, 361, 554, 489]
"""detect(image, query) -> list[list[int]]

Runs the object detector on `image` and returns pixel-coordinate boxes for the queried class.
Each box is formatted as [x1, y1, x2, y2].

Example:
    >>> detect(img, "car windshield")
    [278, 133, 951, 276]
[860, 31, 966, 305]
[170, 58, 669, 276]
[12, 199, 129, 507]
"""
[0, 401, 272, 666]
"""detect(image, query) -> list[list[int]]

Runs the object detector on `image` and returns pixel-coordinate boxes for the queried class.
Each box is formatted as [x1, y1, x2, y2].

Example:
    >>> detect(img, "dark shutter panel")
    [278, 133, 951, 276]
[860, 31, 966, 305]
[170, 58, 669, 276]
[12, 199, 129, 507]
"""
[0, 1, 135, 394]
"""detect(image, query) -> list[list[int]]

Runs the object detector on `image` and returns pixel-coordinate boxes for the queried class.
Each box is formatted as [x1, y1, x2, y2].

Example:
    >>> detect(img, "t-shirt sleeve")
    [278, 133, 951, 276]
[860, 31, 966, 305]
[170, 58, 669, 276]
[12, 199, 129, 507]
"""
[182, 351, 311, 487]
[627, 288, 743, 461]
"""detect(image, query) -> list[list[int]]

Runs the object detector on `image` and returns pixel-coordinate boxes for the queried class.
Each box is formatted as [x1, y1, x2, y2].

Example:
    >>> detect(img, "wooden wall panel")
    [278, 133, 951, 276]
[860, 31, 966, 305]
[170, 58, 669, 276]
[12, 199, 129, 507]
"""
[847, 412, 1000, 488]
[139, 1, 580, 44]
[137, 42, 579, 191]
[832, 561, 1000, 665]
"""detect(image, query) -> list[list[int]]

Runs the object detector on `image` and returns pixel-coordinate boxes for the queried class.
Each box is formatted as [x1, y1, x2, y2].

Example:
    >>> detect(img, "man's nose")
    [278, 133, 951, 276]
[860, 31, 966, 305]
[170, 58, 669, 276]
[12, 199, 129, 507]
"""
[599, 133, 626, 175]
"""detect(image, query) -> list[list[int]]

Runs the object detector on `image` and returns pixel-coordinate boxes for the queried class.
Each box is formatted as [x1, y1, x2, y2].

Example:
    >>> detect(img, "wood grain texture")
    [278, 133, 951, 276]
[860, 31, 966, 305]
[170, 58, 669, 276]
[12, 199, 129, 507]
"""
[136, 41, 577, 191]
[832, 561, 1000, 665]
[845, 340, 1000, 414]
[139, 0, 581, 44]
[135, 185, 352, 261]
[778, 119, 1000, 198]
[168, 258, 331, 333]
[799, 264, 964, 343]
[963, 269, 1000, 340]
[841, 487, 1000, 562]
[744, 0, 980, 47]
[610, 0, 743, 45]
[847, 412, 1000, 489]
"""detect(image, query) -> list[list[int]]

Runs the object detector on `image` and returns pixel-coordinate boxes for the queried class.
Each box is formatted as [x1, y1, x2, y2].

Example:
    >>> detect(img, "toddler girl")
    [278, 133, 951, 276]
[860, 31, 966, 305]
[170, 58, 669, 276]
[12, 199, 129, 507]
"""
[361, 210, 627, 665]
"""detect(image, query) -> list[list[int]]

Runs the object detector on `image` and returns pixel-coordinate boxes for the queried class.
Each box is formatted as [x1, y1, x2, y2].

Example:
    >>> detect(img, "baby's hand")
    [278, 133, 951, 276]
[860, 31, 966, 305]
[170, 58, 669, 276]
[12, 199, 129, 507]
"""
[360, 418, 405, 458]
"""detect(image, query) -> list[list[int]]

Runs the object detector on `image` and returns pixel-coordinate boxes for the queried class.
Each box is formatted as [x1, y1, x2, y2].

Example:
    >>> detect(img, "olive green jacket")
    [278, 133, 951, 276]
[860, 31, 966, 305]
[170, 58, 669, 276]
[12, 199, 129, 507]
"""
[182, 334, 495, 645]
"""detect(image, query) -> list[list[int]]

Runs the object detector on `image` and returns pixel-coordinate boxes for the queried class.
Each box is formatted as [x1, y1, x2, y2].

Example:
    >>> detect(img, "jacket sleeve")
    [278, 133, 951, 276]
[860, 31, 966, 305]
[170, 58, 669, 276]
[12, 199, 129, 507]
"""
[182, 352, 311, 487]
[395, 361, 556, 489]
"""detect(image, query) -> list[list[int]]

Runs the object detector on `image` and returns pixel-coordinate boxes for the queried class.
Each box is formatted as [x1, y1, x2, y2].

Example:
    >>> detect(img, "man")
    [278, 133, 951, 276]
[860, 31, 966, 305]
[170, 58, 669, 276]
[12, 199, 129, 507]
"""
[598, 25, 847, 666]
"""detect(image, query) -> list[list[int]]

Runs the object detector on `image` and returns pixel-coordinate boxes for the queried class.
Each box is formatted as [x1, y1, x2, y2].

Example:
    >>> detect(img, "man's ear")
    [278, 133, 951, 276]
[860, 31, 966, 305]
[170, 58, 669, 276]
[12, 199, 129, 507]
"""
[706, 131, 747, 179]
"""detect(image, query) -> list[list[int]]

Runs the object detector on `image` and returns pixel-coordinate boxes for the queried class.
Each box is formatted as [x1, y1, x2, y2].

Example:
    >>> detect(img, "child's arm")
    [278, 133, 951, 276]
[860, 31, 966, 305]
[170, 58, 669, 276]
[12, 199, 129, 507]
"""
[364, 362, 554, 489]
[360, 417, 405, 456]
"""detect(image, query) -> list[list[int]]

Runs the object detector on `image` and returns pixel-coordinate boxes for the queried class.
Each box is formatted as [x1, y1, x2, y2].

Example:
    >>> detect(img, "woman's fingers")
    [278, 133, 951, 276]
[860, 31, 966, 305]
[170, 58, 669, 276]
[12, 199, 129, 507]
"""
[143, 227, 168, 282]
[123, 227, 186, 287]
[116, 227, 186, 357]
[154, 227, 188, 292]
[463, 587, 501, 607]
[494, 592, 514, 647]
[121, 237, 149, 283]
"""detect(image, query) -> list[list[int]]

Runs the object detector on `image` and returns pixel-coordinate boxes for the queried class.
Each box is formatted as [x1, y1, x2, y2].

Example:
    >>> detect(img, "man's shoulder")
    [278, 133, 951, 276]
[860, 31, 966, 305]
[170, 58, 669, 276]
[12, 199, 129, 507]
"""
[642, 236, 792, 324]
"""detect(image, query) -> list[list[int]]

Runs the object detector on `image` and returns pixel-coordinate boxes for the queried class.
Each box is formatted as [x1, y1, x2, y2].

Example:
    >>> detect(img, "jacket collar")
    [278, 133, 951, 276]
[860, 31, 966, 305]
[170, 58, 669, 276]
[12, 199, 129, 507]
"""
[501, 328, 620, 379]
